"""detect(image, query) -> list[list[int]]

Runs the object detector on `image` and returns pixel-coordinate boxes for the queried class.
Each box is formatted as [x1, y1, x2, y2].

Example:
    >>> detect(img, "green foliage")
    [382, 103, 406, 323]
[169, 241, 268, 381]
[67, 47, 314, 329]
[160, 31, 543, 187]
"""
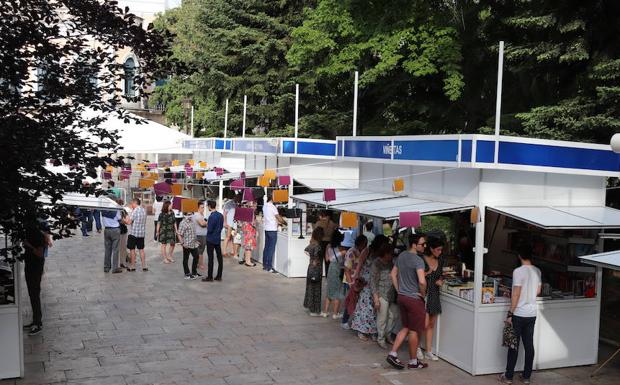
[153, 0, 620, 144]
[151, 0, 309, 137]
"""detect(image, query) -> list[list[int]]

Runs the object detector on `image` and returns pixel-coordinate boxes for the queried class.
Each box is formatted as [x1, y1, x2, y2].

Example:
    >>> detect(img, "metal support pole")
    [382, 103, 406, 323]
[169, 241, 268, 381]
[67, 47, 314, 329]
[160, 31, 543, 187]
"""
[242, 94, 247, 138]
[224, 98, 228, 138]
[294, 83, 299, 153]
[494, 41, 504, 163]
[352, 71, 358, 137]
[190, 105, 194, 137]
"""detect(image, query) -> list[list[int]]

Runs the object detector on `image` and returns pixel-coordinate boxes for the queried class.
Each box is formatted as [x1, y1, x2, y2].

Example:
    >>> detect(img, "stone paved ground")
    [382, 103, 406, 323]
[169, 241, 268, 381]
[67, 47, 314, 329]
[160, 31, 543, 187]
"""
[2, 222, 619, 385]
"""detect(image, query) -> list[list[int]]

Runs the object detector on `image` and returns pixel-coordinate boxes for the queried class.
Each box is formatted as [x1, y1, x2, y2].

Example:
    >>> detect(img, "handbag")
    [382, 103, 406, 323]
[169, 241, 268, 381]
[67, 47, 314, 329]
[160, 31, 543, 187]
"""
[502, 322, 518, 350]
[308, 264, 322, 282]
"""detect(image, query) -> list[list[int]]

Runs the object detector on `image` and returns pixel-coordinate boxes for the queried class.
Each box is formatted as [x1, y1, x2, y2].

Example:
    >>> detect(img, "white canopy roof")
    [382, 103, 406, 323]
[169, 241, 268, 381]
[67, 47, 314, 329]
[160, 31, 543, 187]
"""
[335, 197, 473, 220]
[82, 110, 192, 155]
[38, 193, 122, 211]
[294, 177, 357, 189]
[488, 206, 620, 229]
[292, 189, 398, 206]
[291, 189, 471, 219]
[579, 250, 620, 270]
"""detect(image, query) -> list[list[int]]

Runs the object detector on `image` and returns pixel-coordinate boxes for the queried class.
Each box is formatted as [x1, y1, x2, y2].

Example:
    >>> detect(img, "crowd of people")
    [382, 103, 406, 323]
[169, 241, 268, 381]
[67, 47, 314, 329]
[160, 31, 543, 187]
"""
[303, 211, 448, 369]
[23, 188, 542, 382]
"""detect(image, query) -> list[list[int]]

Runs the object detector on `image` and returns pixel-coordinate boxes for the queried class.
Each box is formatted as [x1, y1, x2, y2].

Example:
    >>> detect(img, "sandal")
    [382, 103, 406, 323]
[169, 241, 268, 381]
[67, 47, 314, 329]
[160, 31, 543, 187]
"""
[244, 262, 256, 267]
[357, 333, 369, 341]
[142, 268, 149, 272]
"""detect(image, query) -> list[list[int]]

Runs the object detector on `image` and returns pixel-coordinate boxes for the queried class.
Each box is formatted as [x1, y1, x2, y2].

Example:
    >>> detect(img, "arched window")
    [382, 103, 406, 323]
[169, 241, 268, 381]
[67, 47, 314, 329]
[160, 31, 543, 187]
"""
[123, 57, 136, 97]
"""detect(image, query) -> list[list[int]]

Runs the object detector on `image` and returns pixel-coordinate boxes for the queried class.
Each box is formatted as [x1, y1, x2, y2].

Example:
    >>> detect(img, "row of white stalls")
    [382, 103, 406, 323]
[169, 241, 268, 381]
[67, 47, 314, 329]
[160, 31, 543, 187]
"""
[183, 134, 620, 375]
[0, 194, 122, 380]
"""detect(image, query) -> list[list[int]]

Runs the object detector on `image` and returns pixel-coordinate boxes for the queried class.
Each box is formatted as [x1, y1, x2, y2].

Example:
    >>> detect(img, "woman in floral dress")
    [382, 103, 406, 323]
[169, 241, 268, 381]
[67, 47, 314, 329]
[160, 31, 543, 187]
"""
[241, 216, 257, 267]
[156, 200, 177, 263]
[351, 235, 390, 340]
[303, 227, 324, 316]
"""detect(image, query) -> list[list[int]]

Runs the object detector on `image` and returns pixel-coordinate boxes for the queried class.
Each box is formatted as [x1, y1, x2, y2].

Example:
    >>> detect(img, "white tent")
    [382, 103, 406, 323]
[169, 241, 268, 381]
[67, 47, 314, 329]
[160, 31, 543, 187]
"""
[82, 110, 192, 155]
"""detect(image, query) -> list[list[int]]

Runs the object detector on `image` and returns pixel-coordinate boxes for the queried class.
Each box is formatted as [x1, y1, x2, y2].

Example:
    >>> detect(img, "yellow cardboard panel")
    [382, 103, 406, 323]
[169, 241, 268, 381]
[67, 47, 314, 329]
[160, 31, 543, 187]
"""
[340, 212, 358, 228]
[263, 169, 277, 180]
[170, 183, 183, 196]
[272, 189, 289, 203]
[181, 198, 199, 213]
[257, 176, 270, 187]
[138, 178, 155, 189]
[392, 178, 404, 192]
[199, 161, 207, 168]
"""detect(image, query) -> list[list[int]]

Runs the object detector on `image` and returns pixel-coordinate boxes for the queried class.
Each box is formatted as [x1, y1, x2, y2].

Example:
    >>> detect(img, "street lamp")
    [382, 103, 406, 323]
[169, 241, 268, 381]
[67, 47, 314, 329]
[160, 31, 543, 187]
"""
[611, 133, 620, 153]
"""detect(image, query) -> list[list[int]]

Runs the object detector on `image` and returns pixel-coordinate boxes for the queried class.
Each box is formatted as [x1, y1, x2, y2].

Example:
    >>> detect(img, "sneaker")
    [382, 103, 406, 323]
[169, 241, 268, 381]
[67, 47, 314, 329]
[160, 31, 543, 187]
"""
[518, 375, 531, 384]
[386, 354, 405, 370]
[320, 312, 329, 318]
[416, 347, 424, 360]
[202, 277, 213, 282]
[407, 360, 428, 369]
[332, 313, 343, 320]
[23, 322, 34, 330]
[112, 268, 123, 274]
[238, 260, 245, 265]
[194, 272, 202, 277]
[309, 312, 321, 317]
[28, 325, 43, 336]
[190, 275, 198, 280]
[269, 268, 277, 273]
[340, 322, 351, 330]
[425, 352, 439, 361]
[184, 275, 192, 280]
[497, 374, 513, 384]
[377, 340, 388, 349]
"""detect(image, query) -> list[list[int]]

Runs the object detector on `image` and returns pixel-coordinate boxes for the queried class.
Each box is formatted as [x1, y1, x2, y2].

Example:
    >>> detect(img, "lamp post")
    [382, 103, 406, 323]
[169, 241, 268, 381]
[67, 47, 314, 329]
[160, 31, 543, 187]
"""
[611, 133, 620, 153]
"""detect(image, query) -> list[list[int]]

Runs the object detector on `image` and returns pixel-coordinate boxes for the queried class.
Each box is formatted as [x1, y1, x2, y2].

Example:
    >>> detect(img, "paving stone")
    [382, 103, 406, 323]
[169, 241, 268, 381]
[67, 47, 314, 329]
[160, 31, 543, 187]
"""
[12, 222, 620, 385]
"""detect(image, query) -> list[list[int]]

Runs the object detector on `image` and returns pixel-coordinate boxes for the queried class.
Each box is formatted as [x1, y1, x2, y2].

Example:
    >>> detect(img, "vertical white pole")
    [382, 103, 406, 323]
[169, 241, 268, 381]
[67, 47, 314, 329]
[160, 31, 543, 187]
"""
[242, 94, 247, 138]
[190, 105, 194, 137]
[224, 98, 228, 138]
[352, 71, 358, 136]
[294, 84, 299, 153]
[493, 41, 504, 163]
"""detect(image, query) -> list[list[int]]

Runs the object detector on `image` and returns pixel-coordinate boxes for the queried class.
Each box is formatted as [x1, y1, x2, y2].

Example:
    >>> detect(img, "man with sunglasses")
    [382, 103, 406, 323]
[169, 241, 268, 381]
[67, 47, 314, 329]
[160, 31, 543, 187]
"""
[386, 232, 428, 370]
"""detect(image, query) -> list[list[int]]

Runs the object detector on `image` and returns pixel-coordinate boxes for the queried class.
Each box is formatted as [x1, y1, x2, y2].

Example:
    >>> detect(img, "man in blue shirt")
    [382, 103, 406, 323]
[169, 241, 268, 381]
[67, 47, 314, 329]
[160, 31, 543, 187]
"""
[101, 208, 123, 274]
[203, 200, 224, 282]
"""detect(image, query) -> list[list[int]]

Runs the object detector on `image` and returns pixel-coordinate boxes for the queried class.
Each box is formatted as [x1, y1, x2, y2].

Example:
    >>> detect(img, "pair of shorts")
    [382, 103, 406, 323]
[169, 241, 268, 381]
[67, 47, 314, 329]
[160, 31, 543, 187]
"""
[397, 295, 426, 335]
[127, 235, 145, 250]
[196, 235, 207, 255]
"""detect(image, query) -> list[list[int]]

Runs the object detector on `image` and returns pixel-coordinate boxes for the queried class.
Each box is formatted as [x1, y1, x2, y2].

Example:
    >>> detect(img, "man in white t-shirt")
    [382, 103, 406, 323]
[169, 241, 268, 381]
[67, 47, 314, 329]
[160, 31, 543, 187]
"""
[261, 194, 285, 273]
[499, 244, 542, 385]
[192, 200, 209, 272]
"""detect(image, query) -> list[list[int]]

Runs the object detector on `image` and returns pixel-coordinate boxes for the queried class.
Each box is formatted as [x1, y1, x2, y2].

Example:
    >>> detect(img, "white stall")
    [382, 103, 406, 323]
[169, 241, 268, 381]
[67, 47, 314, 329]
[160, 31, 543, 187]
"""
[331, 134, 620, 374]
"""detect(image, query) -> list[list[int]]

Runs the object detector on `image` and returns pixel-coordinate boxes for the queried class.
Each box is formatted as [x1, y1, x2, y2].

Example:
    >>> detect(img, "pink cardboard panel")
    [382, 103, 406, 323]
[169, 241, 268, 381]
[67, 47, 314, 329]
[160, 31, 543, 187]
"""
[323, 189, 336, 202]
[230, 179, 245, 191]
[154, 182, 172, 195]
[277, 175, 291, 186]
[242, 188, 255, 202]
[399, 211, 421, 228]
[234, 207, 255, 222]
[172, 196, 183, 211]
